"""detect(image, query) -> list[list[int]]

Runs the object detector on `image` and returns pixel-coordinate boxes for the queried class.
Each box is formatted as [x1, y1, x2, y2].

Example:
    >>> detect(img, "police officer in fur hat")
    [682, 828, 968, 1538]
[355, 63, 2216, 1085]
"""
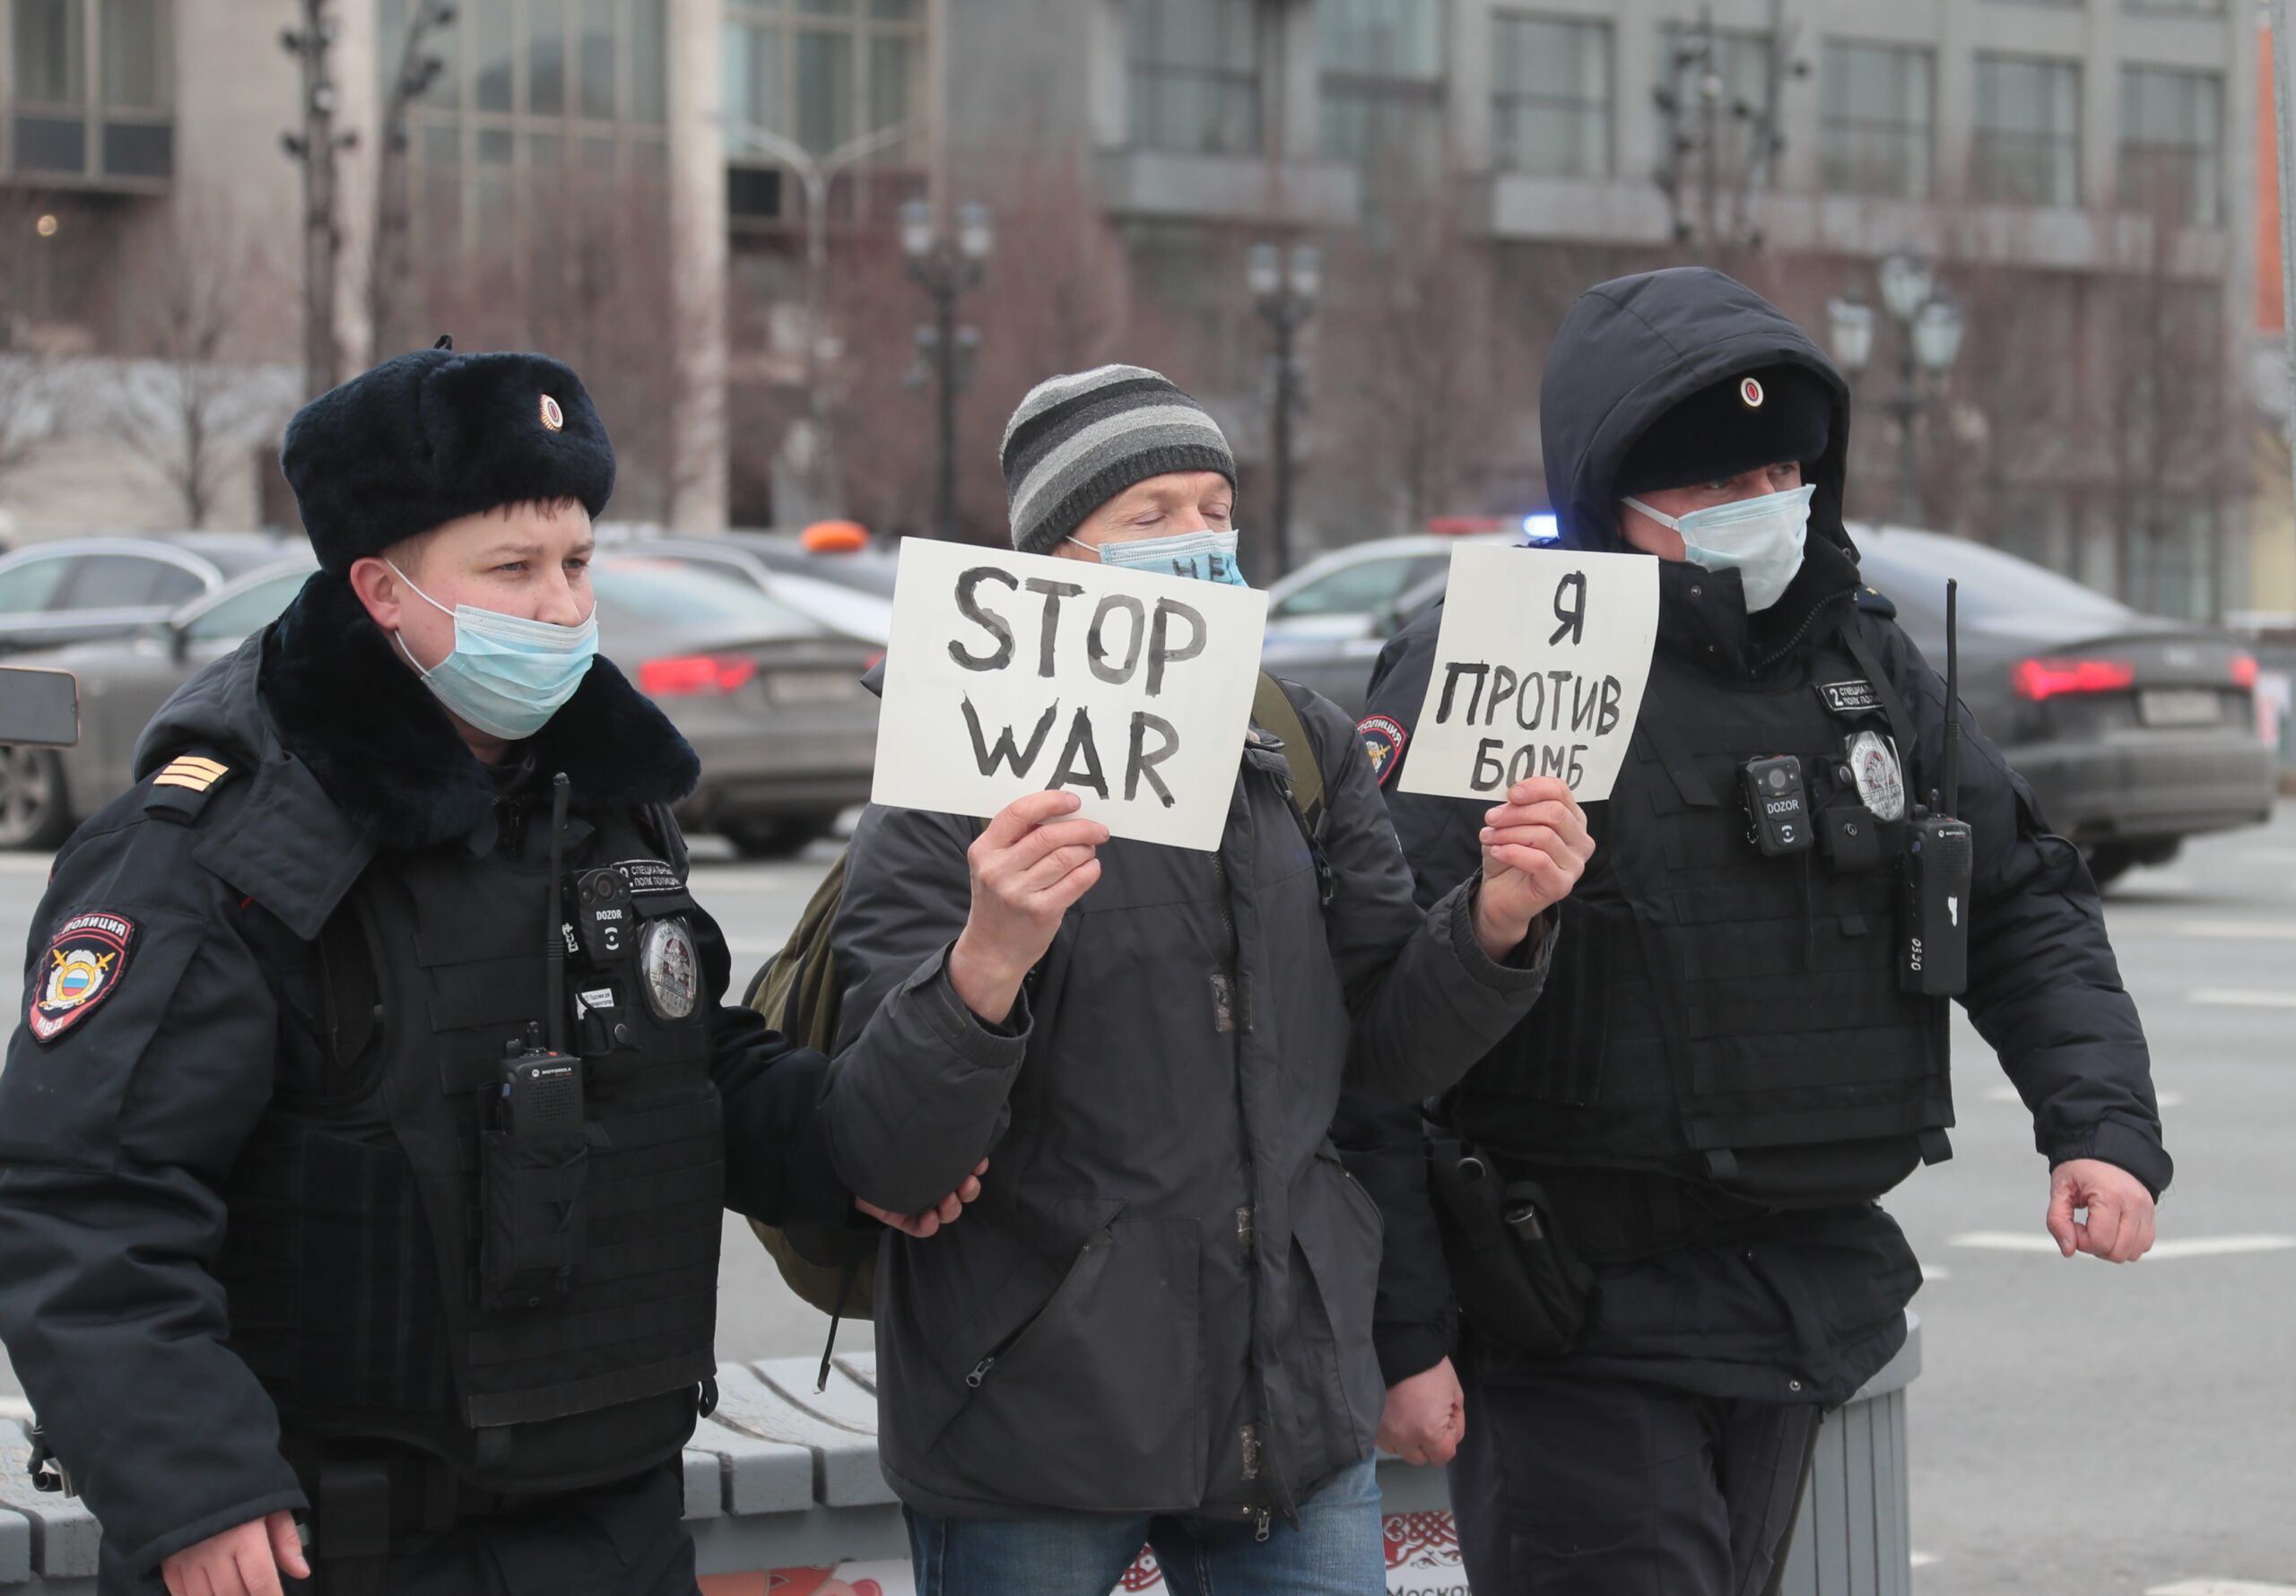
[1352, 269, 2170, 1595]
[0, 344, 981, 1596]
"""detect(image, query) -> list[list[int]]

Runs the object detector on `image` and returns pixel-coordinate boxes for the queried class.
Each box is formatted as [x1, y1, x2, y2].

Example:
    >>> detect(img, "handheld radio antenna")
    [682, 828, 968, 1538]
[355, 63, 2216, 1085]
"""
[544, 772, 570, 1054]
[1942, 579, 1961, 819]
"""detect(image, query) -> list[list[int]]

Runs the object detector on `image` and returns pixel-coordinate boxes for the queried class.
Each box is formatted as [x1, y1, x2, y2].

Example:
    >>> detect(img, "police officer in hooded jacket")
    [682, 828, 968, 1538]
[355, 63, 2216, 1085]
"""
[0, 346, 976, 1596]
[1353, 268, 2170, 1595]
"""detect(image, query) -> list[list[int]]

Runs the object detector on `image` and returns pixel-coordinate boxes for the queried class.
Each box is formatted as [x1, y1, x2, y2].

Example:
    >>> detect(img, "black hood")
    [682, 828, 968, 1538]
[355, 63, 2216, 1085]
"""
[1541, 267, 1853, 558]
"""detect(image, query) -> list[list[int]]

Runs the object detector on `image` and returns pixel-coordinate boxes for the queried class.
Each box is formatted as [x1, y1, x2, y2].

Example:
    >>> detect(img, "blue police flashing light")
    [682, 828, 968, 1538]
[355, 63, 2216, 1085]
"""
[1521, 513, 1560, 544]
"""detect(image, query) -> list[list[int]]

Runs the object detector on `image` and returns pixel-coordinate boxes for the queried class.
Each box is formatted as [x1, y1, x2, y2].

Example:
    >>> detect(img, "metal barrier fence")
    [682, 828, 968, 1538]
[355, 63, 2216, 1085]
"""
[0, 1314, 1919, 1595]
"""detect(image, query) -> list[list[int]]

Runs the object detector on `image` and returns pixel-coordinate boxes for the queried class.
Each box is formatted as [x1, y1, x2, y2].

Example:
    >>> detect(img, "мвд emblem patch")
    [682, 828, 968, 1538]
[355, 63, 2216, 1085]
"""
[29, 910, 137, 1043]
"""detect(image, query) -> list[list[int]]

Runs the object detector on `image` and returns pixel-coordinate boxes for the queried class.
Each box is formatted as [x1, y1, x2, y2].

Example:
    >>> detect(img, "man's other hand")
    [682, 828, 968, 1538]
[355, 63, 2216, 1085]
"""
[1474, 778, 1595, 958]
[949, 792, 1108, 1025]
[161, 1511, 308, 1596]
[2045, 1158, 2157, 1263]
[1376, 1357, 1465, 1466]
[857, 1159, 990, 1239]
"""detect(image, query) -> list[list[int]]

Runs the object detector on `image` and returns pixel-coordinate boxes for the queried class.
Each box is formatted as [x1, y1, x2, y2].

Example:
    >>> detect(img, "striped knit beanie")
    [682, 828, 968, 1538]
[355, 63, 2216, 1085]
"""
[1000, 365, 1238, 556]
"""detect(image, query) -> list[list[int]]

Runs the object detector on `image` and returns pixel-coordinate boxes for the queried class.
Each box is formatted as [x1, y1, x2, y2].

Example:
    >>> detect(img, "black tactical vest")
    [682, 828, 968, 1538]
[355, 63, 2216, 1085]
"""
[1457, 613, 1954, 1207]
[217, 806, 725, 1493]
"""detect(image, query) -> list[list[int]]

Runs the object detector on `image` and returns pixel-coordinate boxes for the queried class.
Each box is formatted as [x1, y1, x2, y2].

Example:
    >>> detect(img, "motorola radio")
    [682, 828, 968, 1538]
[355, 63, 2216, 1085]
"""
[1900, 581, 1973, 996]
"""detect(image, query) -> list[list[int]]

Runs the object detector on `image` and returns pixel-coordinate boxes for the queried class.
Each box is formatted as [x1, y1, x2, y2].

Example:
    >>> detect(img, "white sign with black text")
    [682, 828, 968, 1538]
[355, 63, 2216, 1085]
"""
[1397, 543, 1659, 804]
[870, 537, 1269, 850]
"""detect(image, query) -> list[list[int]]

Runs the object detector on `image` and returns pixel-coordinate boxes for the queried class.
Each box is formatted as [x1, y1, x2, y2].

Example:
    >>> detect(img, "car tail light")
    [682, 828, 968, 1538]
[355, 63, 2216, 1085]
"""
[2012, 657, 2136, 700]
[864, 650, 885, 672]
[639, 655, 758, 696]
[2230, 653, 2259, 689]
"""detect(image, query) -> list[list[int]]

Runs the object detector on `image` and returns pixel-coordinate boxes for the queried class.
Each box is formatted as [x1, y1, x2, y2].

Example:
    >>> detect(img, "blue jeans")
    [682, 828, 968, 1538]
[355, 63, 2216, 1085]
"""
[905, 1460, 1387, 1596]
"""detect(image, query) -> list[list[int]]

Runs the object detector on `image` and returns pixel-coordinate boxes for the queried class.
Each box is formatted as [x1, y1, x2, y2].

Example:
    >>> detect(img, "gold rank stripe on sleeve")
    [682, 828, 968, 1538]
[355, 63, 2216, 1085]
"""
[152, 756, 230, 793]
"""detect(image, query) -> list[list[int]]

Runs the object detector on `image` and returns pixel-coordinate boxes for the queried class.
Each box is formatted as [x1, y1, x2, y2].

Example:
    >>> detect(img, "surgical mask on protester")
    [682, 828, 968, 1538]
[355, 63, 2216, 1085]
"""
[387, 560, 598, 740]
[1622, 482, 1815, 613]
[1068, 529, 1249, 587]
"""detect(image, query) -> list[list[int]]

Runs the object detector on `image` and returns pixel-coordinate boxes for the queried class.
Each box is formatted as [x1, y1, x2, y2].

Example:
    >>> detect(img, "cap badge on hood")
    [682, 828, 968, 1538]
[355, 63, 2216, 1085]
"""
[1740, 376, 1764, 409]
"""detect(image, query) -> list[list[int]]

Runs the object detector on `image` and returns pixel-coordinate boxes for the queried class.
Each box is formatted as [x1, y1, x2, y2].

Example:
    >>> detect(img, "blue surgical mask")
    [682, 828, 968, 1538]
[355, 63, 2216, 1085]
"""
[1068, 529, 1249, 587]
[1622, 483, 1815, 612]
[388, 561, 598, 740]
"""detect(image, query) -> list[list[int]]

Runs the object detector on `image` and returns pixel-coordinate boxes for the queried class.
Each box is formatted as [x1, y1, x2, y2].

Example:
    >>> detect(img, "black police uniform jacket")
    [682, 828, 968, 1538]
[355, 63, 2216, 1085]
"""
[1352, 266, 2171, 1405]
[0, 574, 851, 1588]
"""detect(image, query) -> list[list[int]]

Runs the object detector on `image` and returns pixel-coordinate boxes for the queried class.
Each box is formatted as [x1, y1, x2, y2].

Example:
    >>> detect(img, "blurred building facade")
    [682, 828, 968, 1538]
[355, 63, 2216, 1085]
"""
[0, 0, 2264, 620]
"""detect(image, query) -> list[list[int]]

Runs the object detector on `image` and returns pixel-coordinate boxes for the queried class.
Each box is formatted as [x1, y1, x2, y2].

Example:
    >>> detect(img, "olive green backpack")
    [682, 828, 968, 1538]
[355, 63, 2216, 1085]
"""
[744, 673, 1329, 1340]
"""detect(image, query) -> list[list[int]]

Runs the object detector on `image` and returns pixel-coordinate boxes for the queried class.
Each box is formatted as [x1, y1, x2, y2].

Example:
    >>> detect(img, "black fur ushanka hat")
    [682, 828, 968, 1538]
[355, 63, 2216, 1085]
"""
[281, 340, 616, 574]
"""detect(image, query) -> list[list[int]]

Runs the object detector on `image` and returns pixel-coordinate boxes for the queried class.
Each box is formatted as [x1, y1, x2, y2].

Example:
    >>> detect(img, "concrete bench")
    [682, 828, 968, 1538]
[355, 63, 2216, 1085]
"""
[0, 1314, 1919, 1595]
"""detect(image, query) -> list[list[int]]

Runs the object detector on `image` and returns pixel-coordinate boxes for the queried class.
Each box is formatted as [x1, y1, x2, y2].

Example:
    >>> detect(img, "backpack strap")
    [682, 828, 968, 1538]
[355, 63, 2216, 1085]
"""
[1252, 672, 1326, 836]
[1253, 672, 1334, 906]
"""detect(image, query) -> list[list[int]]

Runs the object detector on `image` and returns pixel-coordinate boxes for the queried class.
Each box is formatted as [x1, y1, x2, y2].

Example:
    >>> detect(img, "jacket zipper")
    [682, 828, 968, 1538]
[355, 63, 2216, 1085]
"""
[964, 1229, 1110, 1390]
[1752, 586, 1856, 678]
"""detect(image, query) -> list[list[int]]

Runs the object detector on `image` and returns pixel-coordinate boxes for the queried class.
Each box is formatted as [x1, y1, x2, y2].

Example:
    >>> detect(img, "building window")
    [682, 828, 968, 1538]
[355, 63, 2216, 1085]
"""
[5, 0, 172, 184]
[1129, 0, 1259, 156]
[1492, 13, 1609, 178]
[722, 0, 924, 224]
[383, 0, 670, 276]
[1972, 54, 2080, 208]
[1653, 23, 1778, 192]
[1319, 0, 1445, 185]
[2120, 65, 2222, 228]
[1820, 40, 1931, 199]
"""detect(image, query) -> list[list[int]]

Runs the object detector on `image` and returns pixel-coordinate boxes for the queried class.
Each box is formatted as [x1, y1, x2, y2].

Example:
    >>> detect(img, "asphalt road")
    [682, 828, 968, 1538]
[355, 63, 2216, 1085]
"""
[0, 811, 2291, 1593]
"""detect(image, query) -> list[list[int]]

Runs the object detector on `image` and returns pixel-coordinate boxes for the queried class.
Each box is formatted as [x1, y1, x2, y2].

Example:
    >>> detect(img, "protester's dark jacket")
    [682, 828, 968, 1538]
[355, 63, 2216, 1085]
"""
[0, 574, 848, 1588]
[821, 677, 1552, 1523]
[1353, 266, 2169, 1403]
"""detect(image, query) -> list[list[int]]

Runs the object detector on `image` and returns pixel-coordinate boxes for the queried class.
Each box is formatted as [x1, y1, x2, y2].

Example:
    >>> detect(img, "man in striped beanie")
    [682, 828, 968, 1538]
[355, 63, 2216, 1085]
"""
[1000, 363, 1246, 581]
[819, 365, 1594, 1596]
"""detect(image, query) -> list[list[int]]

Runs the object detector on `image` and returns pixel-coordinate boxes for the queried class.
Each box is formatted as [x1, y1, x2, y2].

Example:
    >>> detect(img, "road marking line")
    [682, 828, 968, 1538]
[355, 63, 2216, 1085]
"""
[0, 1398, 28, 1422]
[2148, 1582, 2296, 1595]
[2171, 920, 2296, 941]
[1952, 1232, 2296, 1259]
[1910, 1552, 1939, 1568]
[2187, 989, 2296, 1009]
[0, 854, 53, 874]
[1918, 1262, 1950, 1280]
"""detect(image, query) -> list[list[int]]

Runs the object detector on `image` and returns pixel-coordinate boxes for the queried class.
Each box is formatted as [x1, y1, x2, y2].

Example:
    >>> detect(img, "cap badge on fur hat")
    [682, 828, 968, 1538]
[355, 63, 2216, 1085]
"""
[1740, 376, 1764, 408]
[540, 394, 565, 431]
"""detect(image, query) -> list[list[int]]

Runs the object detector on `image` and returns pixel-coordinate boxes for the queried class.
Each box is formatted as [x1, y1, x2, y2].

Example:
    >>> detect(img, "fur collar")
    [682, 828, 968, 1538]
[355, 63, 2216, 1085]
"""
[258, 571, 700, 851]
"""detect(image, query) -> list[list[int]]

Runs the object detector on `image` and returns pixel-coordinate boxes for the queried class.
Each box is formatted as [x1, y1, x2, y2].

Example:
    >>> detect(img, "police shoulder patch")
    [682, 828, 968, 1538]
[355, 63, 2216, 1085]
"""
[28, 910, 138, 1043]
[1358, 715, 1408, 787]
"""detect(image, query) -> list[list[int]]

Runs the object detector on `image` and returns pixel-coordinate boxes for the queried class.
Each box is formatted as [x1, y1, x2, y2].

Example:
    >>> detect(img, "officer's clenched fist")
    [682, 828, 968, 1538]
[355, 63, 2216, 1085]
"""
[1473, 777, 1595, 959]
[948, 790, 1109, 1025]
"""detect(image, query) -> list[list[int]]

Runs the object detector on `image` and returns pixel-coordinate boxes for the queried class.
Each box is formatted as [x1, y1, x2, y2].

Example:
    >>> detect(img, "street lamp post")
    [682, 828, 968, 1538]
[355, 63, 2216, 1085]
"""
[1828, 253, 1964, 527]
[901, 200, 993, 540]
[726, 118, 915, 518]
[1248, 241, 1320, 580]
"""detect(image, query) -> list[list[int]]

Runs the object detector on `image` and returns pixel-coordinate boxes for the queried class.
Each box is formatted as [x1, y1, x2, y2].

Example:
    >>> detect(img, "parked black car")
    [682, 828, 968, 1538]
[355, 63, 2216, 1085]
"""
[1853, 525, 2274, 883]
[1262, 525, 2272, 884]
